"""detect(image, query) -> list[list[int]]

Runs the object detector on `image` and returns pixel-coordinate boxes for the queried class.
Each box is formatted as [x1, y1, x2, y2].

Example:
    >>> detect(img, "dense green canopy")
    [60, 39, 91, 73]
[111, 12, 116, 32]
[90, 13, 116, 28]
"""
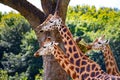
[0, 5, 120, 80]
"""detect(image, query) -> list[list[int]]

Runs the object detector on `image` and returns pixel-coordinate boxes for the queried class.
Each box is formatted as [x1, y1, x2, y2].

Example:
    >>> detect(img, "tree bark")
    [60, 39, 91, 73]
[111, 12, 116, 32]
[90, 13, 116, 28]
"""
[0, 0, 70, 80]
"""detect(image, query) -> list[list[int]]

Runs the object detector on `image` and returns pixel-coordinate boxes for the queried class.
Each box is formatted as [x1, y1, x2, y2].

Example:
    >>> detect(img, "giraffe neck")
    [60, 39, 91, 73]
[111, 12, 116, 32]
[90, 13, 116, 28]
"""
[57, 24, 110, 79]
[53, 45, 104, 80]
[102, 44, 120, 76]
[58, 24, 101, 69]
[53, 45, 79, 80]
[58, 24, 84, 63]
[53, 45, 120, 80]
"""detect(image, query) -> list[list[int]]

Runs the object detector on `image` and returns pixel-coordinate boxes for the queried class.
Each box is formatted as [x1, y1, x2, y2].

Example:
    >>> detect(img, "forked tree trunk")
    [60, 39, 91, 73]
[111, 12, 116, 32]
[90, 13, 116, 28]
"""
[0, 0, 70, 80]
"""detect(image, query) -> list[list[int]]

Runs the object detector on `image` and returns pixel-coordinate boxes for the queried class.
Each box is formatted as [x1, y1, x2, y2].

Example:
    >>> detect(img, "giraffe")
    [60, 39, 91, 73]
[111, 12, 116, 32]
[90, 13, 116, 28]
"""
[34, 37, 80, 80]
[91, 35, 120, 76]
[36, 12, 120, 79]
[37, 12, 90, 66]
[34, 37, 120, 80]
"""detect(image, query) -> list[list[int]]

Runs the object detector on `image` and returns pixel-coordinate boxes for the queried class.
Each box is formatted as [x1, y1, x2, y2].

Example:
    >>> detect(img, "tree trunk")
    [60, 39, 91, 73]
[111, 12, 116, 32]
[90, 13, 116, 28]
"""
[0, 0, 70, 80]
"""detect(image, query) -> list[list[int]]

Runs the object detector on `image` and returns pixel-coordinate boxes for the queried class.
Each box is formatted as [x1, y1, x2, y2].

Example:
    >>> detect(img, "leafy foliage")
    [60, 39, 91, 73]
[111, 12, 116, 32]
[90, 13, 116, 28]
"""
[0, 69, 8, 80]
[0, 12, 42, 80]
[0, 12, 30, 54]
[20, 29, 43, 80]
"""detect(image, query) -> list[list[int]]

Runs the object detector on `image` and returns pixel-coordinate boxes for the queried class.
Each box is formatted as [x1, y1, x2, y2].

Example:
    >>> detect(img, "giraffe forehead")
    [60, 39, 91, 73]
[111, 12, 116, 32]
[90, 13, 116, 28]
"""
[41, 17, 62, 31]
[92, 42, 103, 50]
[98, 39, 106, 43]
[41, 15, 60, 25]
[93, 43, 103, 48]
[93, 39, 106, 46]
[50, 17, 62, 24]
[43, 40, 59, 47]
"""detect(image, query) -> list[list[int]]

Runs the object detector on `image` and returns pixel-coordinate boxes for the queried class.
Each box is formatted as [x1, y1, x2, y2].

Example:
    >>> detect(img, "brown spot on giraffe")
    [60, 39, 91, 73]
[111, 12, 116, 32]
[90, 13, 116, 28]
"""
[70, 57, 74, 64]
[68, 47, 72, 53]
[64, 60, 69, 65]
[74, 53, 79, 58]
[69, 65, 74, 70]
[72, 72, 77, 79]
[63, 28, 67, 32]
[61, 63, 65, 68]
[73, 46, 77, 52]
[76, 59, 80, 66]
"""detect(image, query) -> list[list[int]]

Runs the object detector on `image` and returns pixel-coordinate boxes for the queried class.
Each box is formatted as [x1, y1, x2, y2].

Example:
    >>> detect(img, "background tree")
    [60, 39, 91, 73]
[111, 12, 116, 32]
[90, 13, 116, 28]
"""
[0, 1, 120, 80]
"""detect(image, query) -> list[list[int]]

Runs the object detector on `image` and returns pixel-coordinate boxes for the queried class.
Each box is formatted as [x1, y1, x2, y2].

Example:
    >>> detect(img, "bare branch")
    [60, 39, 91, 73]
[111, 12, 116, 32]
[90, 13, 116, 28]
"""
[41, 0, 70, 22]
[41, 0, 65, 15]
[57, 0, 70, 22]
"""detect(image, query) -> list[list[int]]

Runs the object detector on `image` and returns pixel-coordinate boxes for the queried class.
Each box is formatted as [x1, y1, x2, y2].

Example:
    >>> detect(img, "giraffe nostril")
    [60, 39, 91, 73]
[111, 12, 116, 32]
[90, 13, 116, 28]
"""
[39, 30, 44, 32]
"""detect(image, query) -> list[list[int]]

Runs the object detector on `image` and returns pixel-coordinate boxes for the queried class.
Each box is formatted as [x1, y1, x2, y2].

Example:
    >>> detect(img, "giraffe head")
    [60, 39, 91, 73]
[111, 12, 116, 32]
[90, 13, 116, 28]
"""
[34, 37, 59, 57]
[91, 35, 109, 50]
[39, 12, 62, 32]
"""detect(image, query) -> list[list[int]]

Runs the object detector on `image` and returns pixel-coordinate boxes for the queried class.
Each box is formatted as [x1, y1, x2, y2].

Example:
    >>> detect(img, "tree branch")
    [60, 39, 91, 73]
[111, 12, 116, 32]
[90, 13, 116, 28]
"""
[41, 0, 54, 15]
[41, 0, 70, 22]
[0, 0, 45, 28]
[56, 0, 70, 22]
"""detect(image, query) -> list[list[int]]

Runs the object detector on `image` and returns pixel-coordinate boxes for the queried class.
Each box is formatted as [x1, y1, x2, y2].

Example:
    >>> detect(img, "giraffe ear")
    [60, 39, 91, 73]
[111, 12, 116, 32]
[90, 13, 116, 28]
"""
[101, 35, 105, 40]
[54, 42, 59, 45]
[105, 39, 109, 44]
[41, 42, 44, 46]
[51, 41, 59, 45]
[93, 38, 98, 43]
[54, 11, 59, 16]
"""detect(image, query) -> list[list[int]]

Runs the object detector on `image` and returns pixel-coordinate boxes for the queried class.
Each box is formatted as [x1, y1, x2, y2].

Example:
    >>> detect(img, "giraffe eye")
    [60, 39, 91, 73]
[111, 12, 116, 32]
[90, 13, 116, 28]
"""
[43, 46, 46, 48]
[49, 21, 53, 23]
[98, 42, 101, 44]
